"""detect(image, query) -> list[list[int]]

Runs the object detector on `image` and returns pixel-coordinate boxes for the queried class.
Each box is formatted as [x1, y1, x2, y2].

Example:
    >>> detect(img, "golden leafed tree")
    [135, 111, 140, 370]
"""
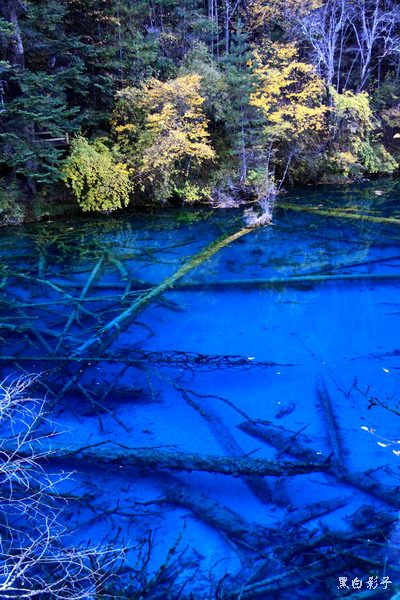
[250, 43, 327, 144]
[114, 74, 215, 201]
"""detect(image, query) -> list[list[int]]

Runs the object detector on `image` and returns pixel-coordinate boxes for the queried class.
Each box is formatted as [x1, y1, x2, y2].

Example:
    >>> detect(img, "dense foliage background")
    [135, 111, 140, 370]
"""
[1, 0, 400, 222]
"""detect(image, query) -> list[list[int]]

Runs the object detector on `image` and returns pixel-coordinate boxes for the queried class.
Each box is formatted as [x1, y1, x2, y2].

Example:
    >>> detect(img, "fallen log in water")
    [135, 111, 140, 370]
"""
[239, 421, 323, 464]
[173, 272, 400, 289]
[73, 227, 253, 357]
[283, 496, 350, 528]
[277, 202, 400, 226]
[335, 469, 400, 508]
[177, 387, 277, 504]
[238, 421, 400, 508]
[316, 375, 345, 466]
[6, 441, 328, 477]
[0, 350, 290, 370]
[162, 478, 273, 552]
[8, 272, 400, 303]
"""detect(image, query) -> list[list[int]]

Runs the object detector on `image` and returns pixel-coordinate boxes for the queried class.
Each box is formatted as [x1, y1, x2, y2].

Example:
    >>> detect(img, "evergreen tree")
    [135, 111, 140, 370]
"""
[222, 20, 263, 182]
[0, 71, 77, 193]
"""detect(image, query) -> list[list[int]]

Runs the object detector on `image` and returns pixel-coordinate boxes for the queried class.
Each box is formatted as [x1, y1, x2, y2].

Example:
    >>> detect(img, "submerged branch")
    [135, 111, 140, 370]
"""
[177, 386, 276, 504]
[173, 273, 400, 288]
[73, 227, 253, 356]
[7, 442, 329, 477]
[239, 421, 400, 508]
[53, 255, 104, 355]
[278, 203, 400, 226]
[316, 376, 345, 467]
[162, 478, 272, 552]
[0, 350, 290, 370]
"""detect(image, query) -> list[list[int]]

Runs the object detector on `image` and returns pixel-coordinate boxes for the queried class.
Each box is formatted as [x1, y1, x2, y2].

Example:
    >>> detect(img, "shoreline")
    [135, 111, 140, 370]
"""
[1, 175, 398, 228]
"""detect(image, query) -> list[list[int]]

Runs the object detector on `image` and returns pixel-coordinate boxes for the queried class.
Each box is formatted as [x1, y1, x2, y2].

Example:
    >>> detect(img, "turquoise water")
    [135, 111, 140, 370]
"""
[1, 181, 400, 598]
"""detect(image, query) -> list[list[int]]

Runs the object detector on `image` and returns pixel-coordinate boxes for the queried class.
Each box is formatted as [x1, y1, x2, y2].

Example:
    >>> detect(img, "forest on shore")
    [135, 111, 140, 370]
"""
[1, 0, 400, 224]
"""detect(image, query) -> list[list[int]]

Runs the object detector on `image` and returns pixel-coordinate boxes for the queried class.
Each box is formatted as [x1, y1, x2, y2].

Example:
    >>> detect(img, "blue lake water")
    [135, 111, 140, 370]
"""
[1, 181, 400, 598]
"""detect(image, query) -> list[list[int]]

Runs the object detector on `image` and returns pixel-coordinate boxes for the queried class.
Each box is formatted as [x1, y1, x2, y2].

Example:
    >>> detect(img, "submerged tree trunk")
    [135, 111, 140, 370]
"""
[163, 478, 273, 551]
[73, 227, 253, 357]
[10, 442, 328, 478]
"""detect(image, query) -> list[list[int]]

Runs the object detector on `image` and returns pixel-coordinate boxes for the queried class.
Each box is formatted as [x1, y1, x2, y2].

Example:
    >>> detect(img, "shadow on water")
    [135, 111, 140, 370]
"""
[1, 181, 400, 598]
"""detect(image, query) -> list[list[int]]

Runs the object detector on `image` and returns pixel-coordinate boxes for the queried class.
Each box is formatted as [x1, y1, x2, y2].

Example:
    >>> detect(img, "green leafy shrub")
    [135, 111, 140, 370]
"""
[329, 89, 398, 177]
[173, 181, 211, 203]
[63, 137, 133, 212]
[355, 140, 398, 175]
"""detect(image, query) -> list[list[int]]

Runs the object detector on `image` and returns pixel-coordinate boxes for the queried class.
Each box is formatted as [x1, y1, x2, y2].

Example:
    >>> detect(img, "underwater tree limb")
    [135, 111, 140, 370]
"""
[54, 255, 104, 354]
[222, 560, 342, 598]
[354, 383, 400, 417]
[223, 506, 398, 597]
[107, 254, 133, 300]
[0, 351, 288, 370]
[0, 350, 289, 405]
[39, 271, 400, 294]
[176, 387, 253, 421]
[0, 293, 147, 309]
[316, 376, 345, 466]
[238, 421, 323, 464]
[4, 272, 98, 319]
[280, 507, 397, 563]
[7, 303, 59, 400]
[308, 253, 400, 276]
[238, 421, 400, 508]
[73, 227, 253, 356]
[334, 469, 400, 508]
[177, 387, 276, 504]
[76, 382, 131, 433]
[283, 497, 350, 528]
[7, 442, 328, 477]
[162, 478, 273, 552]
[173, 273, 400, 289]
[65, 445, 329, 477]
[277, 203, 400, 226]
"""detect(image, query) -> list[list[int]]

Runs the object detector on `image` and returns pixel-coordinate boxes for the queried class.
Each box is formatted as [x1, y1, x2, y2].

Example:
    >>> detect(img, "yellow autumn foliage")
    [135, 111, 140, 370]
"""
[250, 43, 327, 142]
[248, 0, 322, 31]
[141, 75, 215, 175]
[114, 74, 215, 199]
[330, 88, 374, 135]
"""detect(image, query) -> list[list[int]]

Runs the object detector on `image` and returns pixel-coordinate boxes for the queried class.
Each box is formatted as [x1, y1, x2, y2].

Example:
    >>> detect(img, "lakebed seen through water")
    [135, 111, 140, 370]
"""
[1, 181, 400, 598]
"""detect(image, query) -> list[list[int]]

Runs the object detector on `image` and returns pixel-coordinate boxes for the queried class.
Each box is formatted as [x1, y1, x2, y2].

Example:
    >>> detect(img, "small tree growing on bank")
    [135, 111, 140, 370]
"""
[63, 137, 133, 212]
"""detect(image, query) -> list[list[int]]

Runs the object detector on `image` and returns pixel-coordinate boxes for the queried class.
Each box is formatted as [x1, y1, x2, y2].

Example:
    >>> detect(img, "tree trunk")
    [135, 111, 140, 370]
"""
[225, 0, 230, 54]
[29, 443, 329, 478]
[1, 0, 25, 68]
